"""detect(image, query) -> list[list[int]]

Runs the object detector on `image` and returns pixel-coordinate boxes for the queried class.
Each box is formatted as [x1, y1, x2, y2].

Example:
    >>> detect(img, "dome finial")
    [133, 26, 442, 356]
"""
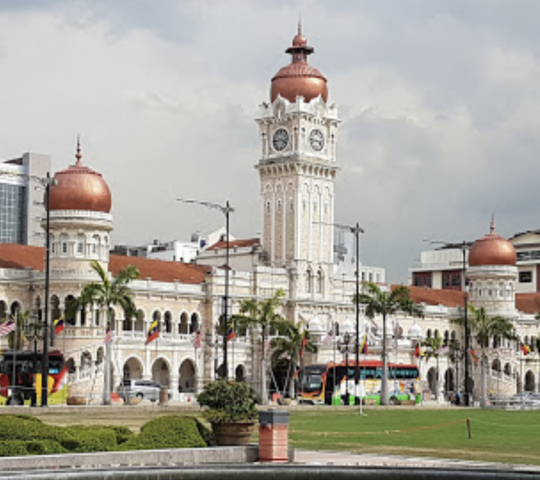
[75, 135, 82, 165]
[298, 16, 302, 36]
[490, 214, 495, 234]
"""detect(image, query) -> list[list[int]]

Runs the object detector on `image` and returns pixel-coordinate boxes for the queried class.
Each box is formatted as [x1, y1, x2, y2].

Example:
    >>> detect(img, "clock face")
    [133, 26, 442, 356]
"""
[272, 128, 289, 152]
[309, 129, 325, 152]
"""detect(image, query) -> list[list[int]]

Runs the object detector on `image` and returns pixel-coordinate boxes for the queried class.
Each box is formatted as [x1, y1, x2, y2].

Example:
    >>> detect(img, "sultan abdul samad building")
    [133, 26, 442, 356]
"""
[0, 26, 539, 403]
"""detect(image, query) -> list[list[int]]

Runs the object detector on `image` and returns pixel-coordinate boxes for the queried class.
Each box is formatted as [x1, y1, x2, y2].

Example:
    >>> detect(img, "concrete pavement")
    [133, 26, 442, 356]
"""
[294, 449, 540, 472]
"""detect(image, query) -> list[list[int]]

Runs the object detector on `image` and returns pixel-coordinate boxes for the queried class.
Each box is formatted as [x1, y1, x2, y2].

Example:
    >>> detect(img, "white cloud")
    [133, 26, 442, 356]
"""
[2, 1, 540, 281]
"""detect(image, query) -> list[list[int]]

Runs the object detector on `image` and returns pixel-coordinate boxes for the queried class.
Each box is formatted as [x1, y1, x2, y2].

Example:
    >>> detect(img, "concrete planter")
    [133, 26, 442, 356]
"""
[66, 396, 87, 406]
[211, 422, 255, 446]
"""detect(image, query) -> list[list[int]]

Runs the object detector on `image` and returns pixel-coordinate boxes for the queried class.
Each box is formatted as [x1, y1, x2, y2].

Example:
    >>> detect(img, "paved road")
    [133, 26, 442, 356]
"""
[294, 449, 540, 472]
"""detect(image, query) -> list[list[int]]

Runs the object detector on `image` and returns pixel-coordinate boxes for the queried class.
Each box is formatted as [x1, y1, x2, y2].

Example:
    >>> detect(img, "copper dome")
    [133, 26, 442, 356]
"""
[270, 24, 328, 103]
[468, 220, 516, 267]
[49, 141, 112, 213]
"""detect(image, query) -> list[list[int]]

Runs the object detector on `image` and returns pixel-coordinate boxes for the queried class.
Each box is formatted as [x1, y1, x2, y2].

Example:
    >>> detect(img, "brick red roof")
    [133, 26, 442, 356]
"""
[0, 244, 208, 284]
[206, 238, 260, 251]
[401, 285, 466, 308]
[515, 293, 540, 315]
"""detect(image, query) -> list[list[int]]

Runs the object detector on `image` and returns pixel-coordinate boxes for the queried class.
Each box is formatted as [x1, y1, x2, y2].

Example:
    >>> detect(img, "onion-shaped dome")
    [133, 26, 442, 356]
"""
[270, 23, 328, 103]
[49, 139, 112, 213]
[468, 219, 516, 267]
[408, 321, 423, 339]
[340, 317, 354, 334]
[307, 316, 325, 333]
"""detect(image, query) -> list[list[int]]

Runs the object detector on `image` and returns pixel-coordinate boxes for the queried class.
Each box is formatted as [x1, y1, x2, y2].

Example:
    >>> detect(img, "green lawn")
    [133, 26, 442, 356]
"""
[288, 408, 540, 466]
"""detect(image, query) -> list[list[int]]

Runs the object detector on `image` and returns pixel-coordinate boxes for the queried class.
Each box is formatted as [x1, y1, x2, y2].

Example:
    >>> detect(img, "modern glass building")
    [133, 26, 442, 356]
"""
[0, 153, 51, 246]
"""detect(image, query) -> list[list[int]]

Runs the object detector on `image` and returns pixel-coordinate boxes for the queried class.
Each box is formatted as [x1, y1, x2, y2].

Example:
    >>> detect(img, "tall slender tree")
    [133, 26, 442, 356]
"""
[452, 304, 515, 407]
[67, 260, 139, 405]
[357, 282, 422, 405]
[270, 320, 318, 398]
[231, 289, 290, 404]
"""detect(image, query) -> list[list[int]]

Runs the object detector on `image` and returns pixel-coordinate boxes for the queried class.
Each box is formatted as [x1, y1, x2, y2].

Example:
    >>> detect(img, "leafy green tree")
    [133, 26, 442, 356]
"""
[270, 320, 318, 398]
[452, 304, 515, 407]
[357, 282, 422, 405]
[231, 289, 290, 404]
[67, 260, 139, 405]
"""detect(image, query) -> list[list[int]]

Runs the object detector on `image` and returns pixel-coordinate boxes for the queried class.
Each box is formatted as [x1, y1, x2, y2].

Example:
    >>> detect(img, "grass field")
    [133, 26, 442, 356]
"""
[288, 408, 540, 466]
[7, 405, 540, 465]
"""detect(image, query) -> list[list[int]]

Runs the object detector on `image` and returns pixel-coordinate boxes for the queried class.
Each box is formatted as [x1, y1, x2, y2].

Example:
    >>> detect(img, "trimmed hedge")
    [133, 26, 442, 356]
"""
[0, 414, 211, 457]
[119, 416, 209, 451]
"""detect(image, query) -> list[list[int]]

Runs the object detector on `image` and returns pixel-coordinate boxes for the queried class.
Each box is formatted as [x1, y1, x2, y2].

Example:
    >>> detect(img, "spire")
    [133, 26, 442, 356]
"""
[490, 214, 495, 234]
[75, 135, 82, 165]
[298, 16, 302, 36]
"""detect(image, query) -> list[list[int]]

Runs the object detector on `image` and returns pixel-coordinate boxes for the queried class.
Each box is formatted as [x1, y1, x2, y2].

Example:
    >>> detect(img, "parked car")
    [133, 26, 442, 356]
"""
[117, 378, 163, 402]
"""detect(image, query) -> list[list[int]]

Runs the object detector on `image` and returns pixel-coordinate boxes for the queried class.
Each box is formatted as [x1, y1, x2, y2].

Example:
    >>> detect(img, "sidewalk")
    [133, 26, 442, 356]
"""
[294, 449, 540, 472]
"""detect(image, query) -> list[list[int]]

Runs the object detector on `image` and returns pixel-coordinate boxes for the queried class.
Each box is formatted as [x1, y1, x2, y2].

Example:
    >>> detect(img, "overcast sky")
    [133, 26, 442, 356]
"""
[2, 0, 540, 282]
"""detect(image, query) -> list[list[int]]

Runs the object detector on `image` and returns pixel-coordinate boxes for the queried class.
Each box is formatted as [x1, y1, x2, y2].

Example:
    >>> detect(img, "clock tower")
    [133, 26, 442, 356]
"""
[255, 25, 340, 294]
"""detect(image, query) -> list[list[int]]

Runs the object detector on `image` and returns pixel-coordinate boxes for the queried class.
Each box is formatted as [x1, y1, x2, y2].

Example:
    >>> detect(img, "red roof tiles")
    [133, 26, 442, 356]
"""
[206, 238, 260, 251]
[0, 244, 208, 284]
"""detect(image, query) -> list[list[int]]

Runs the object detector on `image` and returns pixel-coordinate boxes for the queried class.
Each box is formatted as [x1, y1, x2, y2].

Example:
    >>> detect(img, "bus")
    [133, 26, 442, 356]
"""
[298, 360, 421, 405]
[0, 350, 66, 405]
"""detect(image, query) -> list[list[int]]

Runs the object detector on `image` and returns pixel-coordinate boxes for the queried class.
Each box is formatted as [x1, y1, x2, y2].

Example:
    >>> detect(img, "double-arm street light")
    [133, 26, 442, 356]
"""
[424, 239, 471, 407]
[177, 198, 234, 379]
[331, 222, 364, 405]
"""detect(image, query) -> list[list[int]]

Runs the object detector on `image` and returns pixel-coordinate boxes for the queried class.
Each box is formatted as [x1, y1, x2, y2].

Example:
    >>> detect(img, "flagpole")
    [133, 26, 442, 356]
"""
[62, 324, 66, 405]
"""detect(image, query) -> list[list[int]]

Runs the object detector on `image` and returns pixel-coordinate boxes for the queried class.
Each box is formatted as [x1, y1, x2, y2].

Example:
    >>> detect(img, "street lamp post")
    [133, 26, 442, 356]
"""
[319, 221, 364, 404]
[178, 198, 234, 379]
[338, 331, 353, 405]
[24, 313, 44, 407]
[42, 173, 51, 407]
[424, 239, 471, 407]
[0, 168, 54, 406]
[205, 329, 222, 380]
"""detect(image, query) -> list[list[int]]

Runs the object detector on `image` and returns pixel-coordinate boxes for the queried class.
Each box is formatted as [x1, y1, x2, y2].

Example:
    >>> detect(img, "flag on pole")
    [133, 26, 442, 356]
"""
[104, 319, 113, 344]
[53, 316, 65, 335]
[0, 318, 16, 337]
[437, 345, 449, 355]
[146, 319, 159, 345]
[191, 330, 202, 348]
[322, 331, 333, 347]
[360, 333, 368, 355]
[299, 333, 308, 359]
[520, 343, 531, 356]
[414, 343, 425, 358]
[227, 326, 235, 341]
[469, 349, 479, 364]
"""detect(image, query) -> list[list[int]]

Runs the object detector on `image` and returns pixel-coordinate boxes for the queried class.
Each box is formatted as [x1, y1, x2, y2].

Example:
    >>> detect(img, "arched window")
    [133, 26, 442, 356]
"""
[61, 234, 69, 255]
[306, 270, 312, 294]
[77, 234, 85, 255]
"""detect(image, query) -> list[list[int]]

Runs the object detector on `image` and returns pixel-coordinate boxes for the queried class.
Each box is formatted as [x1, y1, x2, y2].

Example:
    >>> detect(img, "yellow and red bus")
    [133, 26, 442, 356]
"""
[298, 360, 421, 405]
[0, 350, 66, 405]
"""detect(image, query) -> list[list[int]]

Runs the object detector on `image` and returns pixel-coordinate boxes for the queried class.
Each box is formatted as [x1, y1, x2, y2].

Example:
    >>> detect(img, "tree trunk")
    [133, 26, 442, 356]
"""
[480, 353, 487, 409]
[381, 313, 388, 405]
[261, 327, 267, 405]
[102, 308, 111, 406]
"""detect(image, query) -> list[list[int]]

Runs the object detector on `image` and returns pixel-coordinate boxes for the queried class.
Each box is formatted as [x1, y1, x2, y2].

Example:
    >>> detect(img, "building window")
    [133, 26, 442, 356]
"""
[519, 271, 533, 283]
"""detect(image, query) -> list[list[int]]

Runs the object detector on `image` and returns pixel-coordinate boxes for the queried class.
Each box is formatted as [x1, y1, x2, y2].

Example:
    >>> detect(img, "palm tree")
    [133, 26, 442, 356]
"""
[270, 320, 318, 398]
[231, 289, 290, 404]
[452, 304, 515, 407]
[357, 282, 422, 405]
[67, 260, 139, 405]
[422, 332, 444, 401]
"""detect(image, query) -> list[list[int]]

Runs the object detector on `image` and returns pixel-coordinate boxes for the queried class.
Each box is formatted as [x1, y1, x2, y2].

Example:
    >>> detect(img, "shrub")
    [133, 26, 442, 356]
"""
[108, 426, 134, 445]
[197, 380, 260, 424]
[0, 441, 29, 457]
[119, 416, 208, 450]
[60, 426, 118, 453]
[0, 415, 57, 442]
[25, 440, 68, 456]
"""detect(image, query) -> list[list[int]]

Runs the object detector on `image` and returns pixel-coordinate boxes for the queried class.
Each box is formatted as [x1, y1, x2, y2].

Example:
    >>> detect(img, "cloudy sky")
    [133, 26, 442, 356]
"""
[2, 0, 540, 282]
